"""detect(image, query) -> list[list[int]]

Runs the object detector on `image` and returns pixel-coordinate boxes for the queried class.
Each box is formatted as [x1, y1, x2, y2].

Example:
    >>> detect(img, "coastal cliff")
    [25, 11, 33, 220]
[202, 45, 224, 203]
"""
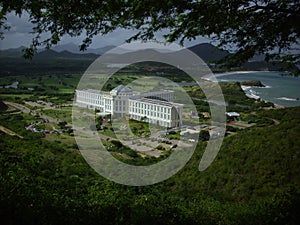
[240, 80, 265, 87]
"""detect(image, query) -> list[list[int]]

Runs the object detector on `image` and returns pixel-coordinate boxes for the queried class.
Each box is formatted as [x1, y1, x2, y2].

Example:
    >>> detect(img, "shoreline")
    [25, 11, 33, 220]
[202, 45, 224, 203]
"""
[213, 70, 272, 78]
[203, 70, 289, 81]
[202, 71, 300, 107]
[202, 70, 269, 81]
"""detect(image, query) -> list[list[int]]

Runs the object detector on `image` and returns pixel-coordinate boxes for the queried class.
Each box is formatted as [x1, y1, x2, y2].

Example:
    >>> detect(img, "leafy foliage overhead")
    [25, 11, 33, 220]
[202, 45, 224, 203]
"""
[0, 0, 299, 65]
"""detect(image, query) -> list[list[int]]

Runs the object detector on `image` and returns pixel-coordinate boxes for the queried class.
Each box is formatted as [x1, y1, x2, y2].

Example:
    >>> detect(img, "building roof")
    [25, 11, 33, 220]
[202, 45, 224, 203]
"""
[130, 97, 183, 108]
[110, 85, 133, 94]
[129, 90, 174, 100]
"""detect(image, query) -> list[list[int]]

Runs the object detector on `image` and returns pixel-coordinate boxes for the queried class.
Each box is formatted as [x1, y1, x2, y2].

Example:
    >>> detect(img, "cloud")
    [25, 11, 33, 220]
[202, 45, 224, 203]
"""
[0, 12, 211, 50]
[0, 12, 136, 49]
[4, 12, 33, 34]
[0, 12, 34, 49]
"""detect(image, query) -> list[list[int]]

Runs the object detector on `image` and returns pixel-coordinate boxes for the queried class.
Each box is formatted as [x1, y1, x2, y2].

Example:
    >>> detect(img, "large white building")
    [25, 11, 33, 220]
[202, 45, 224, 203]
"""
[75, 85, 183, 128]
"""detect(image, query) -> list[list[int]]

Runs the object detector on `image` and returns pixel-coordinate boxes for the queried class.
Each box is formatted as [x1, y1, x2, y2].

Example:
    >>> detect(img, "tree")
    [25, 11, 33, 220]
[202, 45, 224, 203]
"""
[1, 0, 299, 68]
[58, 121, 67, 129]
[199, 130, 210, 141]
[110, 139, 123, 148]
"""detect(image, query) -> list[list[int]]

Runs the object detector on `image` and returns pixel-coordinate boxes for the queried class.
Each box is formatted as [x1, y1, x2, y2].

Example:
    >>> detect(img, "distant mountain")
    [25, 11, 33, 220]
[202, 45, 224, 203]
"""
[0, 43, 297, 75]
[33, 49, 62, 59]
[187, 43, 230, 62]
[33, 49, 99, 60]
[87, 45, 116, 55]
[51, 43, 115, 55]
[97, 43, 231, 65]
[248, 54, 266, 62]
[4, 46, 26, 53]
[0, 48, 100, 75]
[1, 43, 115, 56]
[0, 47, 100, 60]
[51, 43, 82, 54]
[1, 43, 228, 62]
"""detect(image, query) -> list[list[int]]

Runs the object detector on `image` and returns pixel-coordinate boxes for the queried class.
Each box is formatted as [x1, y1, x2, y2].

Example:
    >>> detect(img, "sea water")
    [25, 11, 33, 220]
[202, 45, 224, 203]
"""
[216, 71, 300, 107]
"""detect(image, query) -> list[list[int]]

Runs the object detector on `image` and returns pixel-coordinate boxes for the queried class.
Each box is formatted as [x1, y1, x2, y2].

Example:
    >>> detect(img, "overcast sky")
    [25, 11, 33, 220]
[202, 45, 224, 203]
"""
[0, 12, 212, 50]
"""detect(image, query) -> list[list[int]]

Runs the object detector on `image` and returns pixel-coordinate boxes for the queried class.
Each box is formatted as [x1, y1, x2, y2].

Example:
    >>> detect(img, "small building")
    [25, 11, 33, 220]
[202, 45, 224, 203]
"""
[190, 110, 199, 119]
[226, 112, 240, 117]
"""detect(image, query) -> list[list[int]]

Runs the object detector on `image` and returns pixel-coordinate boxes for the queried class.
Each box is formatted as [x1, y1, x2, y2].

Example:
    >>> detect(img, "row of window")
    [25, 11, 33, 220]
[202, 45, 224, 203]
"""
[105, 104, 112, 110]
[77, 97, 99, 105]
[129, 102, 171, 113]
[77, 92, 102, 99]
[116, 100, 126, 106]
[115, 106, 126, 111]
[77, 97, 128, 111]
[129, 108, 171, 120]
[77, 96, 113, 104]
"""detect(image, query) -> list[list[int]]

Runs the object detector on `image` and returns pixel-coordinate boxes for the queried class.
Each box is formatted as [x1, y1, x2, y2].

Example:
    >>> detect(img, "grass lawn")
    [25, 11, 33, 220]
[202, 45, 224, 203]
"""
[40, 107, 72, 120]
[44, 122, 60, 130]
[44, 133, 77, 147]
[127, 77, 160, 92]
[0, 94, 33, 99]
[128, 119, 151, 137]
[58, 88, 75, 94]
[0, 74, 81, 95]
[100, 128, 117, 138]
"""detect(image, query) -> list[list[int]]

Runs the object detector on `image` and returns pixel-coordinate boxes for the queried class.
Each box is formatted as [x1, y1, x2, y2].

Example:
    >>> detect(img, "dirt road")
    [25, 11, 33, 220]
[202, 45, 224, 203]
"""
[0, 125, 23, 139]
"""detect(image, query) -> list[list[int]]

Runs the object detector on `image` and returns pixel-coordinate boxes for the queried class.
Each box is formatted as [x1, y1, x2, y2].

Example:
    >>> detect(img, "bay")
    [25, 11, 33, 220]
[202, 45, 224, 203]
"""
[216, 71, 300, 107]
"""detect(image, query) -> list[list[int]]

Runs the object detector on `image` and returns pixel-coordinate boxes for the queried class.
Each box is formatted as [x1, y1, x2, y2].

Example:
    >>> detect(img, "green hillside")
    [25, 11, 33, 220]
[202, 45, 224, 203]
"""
[0, 49, 98, 76]
[1, 107, 299, 225]
[171, 107, 300, 199]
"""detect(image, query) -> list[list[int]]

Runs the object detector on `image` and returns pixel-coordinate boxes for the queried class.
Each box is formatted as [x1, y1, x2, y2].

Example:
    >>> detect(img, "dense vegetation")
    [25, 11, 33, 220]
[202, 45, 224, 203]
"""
[1, 104, 300, 224]
[186, 81, 274, 114]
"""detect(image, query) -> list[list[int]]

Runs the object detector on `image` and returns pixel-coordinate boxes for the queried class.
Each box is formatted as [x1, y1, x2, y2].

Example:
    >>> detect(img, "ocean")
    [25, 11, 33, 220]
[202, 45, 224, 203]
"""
[215, 71, 300, 107]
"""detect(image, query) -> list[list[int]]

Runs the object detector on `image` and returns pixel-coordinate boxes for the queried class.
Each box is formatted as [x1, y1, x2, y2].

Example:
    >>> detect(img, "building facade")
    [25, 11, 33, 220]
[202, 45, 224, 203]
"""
[75, 85, 182, 128]
[128, 98, 182, 128]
